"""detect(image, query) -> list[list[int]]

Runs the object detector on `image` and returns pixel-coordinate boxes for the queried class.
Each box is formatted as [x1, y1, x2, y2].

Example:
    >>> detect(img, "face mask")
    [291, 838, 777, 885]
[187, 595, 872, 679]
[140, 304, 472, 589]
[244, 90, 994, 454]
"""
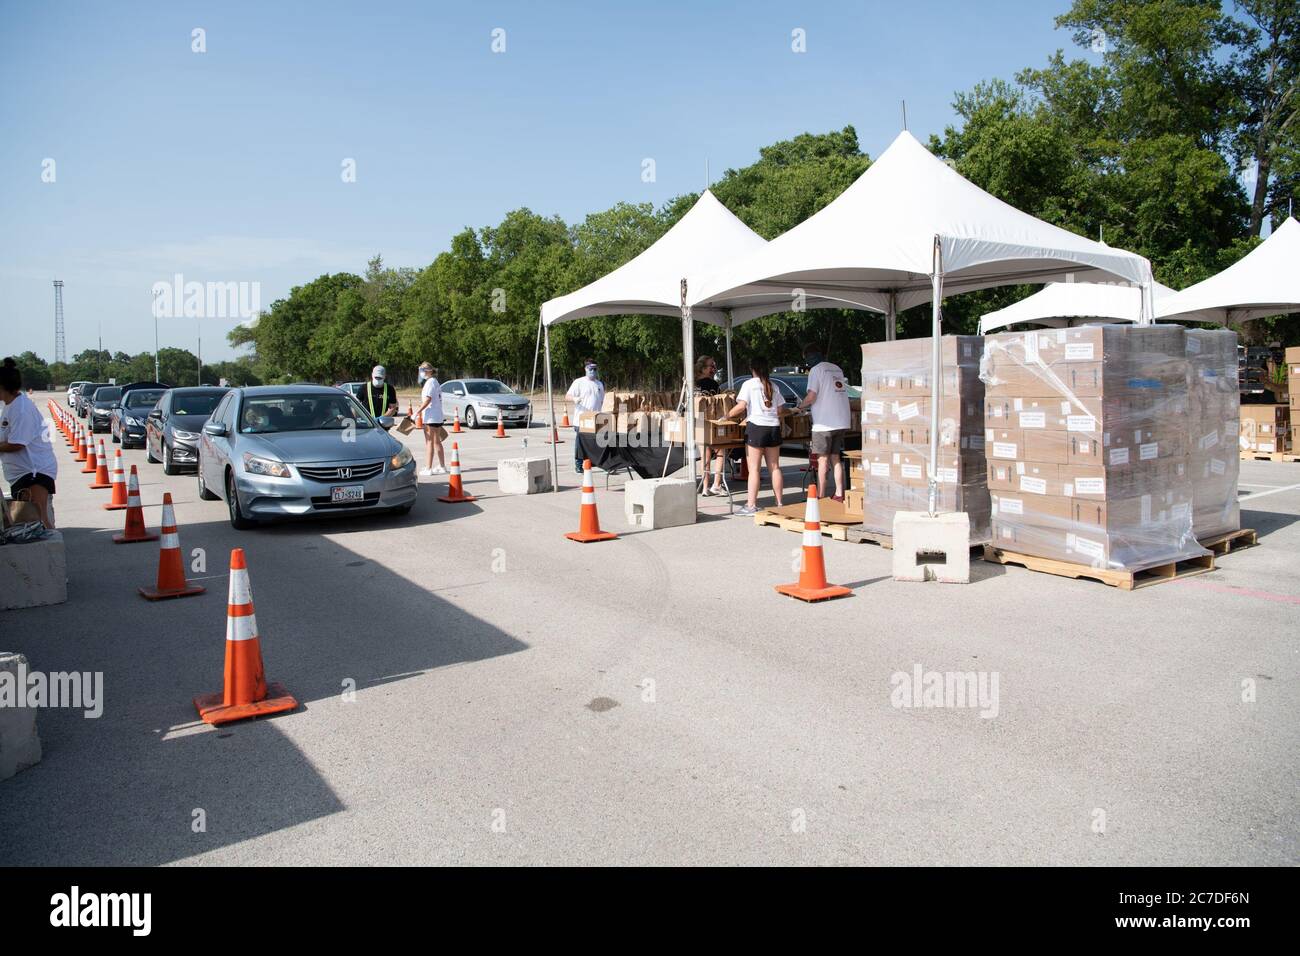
[585, 367, 597, 380]
[418, 371, 428, 383]
[373, 377, 384, 387]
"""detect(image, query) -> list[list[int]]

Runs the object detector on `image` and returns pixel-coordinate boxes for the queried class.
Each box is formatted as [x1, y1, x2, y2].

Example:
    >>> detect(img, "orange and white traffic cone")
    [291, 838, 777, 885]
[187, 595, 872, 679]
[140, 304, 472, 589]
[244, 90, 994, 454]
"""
[193, 548, 297, 725]
[113, 466, 158, 544]
[437, 442, 476, 503]
[565, 459, 617, 543]
[81, 432, 98, 474]
[451, 410, 462, 433]
[103, 449, 129, 509]
[774, 485, 851, 603]
[493, 417, 507, 438]
[545, 423, 564, 444]
[74, 426, 88, 462]
[560, 412, 571, 428]
[89, 439, 112, 488]
[139, 493, 206, 600]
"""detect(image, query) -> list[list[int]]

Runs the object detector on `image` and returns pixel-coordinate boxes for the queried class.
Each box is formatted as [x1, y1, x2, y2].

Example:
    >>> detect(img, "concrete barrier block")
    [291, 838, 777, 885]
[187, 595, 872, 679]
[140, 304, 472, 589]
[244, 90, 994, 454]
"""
[624, 478, 696, 529]
[0, 530, 67, 610]
[0, 652, 42, 781]
[892, 511, 970, 583]
[497, 457, 553, 495]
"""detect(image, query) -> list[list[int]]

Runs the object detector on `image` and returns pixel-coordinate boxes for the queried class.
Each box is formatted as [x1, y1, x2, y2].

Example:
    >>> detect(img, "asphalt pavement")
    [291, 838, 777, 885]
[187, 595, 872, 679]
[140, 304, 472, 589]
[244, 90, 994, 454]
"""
[2, 393, 1297, 865]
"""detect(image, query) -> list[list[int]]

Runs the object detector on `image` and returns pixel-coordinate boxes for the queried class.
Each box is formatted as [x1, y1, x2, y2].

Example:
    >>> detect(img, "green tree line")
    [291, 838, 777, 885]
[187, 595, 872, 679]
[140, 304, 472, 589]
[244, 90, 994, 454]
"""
[13, 348, 261, 391]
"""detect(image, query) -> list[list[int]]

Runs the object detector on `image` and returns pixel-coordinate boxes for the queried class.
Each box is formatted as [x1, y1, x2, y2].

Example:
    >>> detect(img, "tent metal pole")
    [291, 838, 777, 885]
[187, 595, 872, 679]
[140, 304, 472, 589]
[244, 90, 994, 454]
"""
[543, 318, 559, 493]
[681, 279, 697, 484]
[527, 311, 542, 430]
[1140, 280, 1154, 326]
[724, 312, 734, 384]
[928, 238, 943, 516]
[886, 292, 897, 341]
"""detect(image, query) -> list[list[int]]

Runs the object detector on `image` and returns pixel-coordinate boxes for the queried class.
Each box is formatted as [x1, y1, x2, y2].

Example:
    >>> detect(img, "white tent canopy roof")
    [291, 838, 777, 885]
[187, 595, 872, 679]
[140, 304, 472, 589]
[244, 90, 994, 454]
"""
[979, 280, 1176, 334]
[1156, 217, 1300, 324]
[690, 130, 1154, 324]
[541, 190, 776, 328]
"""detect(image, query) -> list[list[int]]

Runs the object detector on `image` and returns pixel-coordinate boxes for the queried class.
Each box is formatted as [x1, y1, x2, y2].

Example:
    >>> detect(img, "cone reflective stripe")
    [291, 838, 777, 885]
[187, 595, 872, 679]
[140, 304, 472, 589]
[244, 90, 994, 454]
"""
[437, 442, 476, 502]
[193, 548, 297, 725]
[545, 423, 564, 444]
[74, 426, 88, 462]
[565, 459, 617, 543]
[139, 493, 205, 600]
[113, 465, 158, 543]
[103, 450, 129, 509]
[89, 439, 111, 488]
[493, 417, 507, 438]
[451, 410, 462, 433]
[774, 485, 851, 602]
[81, 433, 98, 473]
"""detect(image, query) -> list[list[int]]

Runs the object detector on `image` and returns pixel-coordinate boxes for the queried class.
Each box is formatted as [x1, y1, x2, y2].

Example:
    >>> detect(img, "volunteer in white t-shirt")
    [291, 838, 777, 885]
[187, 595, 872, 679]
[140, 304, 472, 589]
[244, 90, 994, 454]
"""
[566, 359, 605, 475]
[415, 362, 447, 477]
[795, 345, 852, 501]
[0, 357, 59, 528]
[726, 357, 786, 516]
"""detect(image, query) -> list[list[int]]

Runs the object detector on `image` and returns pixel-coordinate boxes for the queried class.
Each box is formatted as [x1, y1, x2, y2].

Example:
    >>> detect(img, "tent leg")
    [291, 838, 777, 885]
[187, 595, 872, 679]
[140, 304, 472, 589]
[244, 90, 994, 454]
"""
[681, 279, 697, 485]
[886, 292, 897, 341]
[928, 240, 943, 516]
[724, 313, 734, 385]
[527, 312, 542, 430]
[544, 320, 559, 493]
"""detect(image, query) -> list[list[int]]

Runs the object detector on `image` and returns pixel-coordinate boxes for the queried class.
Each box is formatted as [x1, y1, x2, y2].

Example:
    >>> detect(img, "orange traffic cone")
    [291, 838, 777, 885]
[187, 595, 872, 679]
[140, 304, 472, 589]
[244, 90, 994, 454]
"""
[560, 412, 571, 428]
[89, 439, 112, 488]
[193, 549, 297, 725]
[493, 417, 507, 438]
[451, 410, 462, 433]
[565, 459, 617, 543]
[774, 485, 851, 602]
[81, 433, 98, 473]
[103, 450, 129, 509]
[113, 466, 158, 543]
[437, 442, 476, 503]
[139, 493, 206, 600]
[545, 423, 564, 444]
[74, 426, 88, 462]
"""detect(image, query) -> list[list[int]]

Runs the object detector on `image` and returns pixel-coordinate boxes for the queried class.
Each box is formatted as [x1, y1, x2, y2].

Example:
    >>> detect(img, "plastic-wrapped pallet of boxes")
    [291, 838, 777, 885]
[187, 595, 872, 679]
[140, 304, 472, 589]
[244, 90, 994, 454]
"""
[857, 336, 990, 542]
[980, 324, 1208, 570]
[1185, 328, 1241, 539]
[1290, 346, 1300, 450]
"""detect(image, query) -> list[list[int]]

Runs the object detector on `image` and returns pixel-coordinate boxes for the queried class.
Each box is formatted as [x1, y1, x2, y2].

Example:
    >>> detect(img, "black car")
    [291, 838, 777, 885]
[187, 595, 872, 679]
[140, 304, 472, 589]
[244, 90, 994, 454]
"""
[111, 387, 168, 447]
[88, 386, 122, 432]
[75, 382, 108, 418]
[145, 386, 230, 474]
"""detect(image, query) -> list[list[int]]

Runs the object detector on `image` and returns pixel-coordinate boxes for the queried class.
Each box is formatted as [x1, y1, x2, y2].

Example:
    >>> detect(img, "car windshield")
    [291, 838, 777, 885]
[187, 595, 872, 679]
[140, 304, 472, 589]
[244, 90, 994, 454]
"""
[125, 390, 165, 408]
[94, 387, 122, 403]
[81, 384, 105, 396]
[238, 393, 375, 434]
[466, 381, 513, 395]
[171, 393, 225, 416]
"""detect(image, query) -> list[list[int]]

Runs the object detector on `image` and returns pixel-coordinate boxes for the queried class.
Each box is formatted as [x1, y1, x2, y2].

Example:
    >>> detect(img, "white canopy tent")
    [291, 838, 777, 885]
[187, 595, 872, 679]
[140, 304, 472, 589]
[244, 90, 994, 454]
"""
[539, 189, 791, 487]
[1156, 217, 1300, 325]
[690, 130, 1155, 512]
[979, 280, 1176, 334]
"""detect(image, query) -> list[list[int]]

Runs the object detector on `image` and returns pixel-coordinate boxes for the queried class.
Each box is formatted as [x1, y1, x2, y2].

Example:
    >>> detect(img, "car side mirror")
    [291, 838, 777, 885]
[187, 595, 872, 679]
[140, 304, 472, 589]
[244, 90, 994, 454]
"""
[375, 415, 395, 430]
[149, 409, 162, 420]
[202, 421, 227, 437]
[454, 389, 465, 397]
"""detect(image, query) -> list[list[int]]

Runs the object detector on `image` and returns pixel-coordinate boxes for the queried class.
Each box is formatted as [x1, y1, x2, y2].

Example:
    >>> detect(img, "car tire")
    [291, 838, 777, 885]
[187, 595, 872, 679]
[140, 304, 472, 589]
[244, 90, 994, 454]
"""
[162, 442, 179, 476]
[226, 470, 256, 529]
[391, 504, 413, 516]
[464, 406, 478, 429]
[197, 464, 220, 501]
[145, 439, 159, 464]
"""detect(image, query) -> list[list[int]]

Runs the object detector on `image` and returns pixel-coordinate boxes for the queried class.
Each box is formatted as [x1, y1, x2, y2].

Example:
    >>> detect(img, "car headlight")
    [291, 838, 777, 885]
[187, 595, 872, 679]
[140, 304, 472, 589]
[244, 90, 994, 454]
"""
[173, 429, 199, 441]
[390, 446, 414, 469]
[242, 453, 293, 478]
[125, 416, 143, 427]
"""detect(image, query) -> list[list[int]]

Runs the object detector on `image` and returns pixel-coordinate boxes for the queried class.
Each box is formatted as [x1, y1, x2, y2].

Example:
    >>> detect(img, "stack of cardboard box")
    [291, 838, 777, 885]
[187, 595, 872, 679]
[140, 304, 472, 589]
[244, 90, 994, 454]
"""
[1239, 404, 1291, 454]
[981, 325, 1203, 570]
[857, 336, 990, 540]
[1290, 346, 1300, 450]
[1185, 329, 1241, 539]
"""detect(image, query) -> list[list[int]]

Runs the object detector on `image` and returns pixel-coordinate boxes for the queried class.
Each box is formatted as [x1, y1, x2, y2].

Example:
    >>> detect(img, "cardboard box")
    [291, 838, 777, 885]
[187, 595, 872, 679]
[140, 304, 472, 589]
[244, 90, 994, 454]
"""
[844, 488, 864, 516]
[578, 410, 615, 434]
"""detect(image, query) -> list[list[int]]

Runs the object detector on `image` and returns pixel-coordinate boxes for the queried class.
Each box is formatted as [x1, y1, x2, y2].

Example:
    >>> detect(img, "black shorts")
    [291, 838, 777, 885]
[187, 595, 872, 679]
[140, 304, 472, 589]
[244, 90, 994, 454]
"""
[12, 473, 56, 497]
[746, 423, 782, 449]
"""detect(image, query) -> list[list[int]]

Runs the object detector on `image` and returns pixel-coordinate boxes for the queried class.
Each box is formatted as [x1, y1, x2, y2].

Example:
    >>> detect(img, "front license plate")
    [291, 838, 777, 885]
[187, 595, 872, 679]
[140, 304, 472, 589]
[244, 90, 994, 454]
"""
[330, 485, 365, 503]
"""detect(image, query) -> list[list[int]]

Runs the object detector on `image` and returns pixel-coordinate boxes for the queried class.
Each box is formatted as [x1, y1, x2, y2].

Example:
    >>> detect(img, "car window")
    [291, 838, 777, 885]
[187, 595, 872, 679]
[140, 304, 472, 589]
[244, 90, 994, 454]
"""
[466, 381, 512, 395]
[211, 394, 233, 427]
[125, 390, 165, 409]
[237, 393, 376, 434]
[440, 380, 457, 394]
[94, 387, 122, 402]
[172, 392, 225, 417]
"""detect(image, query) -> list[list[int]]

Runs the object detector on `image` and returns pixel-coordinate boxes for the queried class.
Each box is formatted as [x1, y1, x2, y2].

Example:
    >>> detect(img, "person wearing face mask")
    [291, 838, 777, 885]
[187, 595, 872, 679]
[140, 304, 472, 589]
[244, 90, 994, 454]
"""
[415, 362, 447, 477]
[565, 358, 605, 475]
[0, 357, 59, 529]
[362, 365, 399, 420]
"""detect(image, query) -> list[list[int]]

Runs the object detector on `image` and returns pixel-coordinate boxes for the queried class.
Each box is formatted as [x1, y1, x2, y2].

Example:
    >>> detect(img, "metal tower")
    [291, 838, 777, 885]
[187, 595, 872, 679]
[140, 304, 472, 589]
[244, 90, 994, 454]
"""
[53, 280, 66, 364]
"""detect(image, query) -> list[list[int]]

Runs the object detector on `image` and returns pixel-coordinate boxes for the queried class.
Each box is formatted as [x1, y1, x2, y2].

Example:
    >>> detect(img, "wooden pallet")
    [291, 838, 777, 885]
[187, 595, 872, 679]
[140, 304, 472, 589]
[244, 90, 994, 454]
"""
[845, 526, 894, 549]
[1239, 450, 1295, 462]
[981, 545, 1215, 590]
[753, 510, 854, 541]
[1198, 527, 1258, 556]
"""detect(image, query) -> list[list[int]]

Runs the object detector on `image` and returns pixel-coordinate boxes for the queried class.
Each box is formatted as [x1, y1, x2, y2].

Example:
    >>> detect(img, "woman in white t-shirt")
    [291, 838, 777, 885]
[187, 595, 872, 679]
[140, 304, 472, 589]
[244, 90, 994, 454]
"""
[415, 362, 447, 477]
[725, 357, 786, 516]
[0, 357, 59, 528]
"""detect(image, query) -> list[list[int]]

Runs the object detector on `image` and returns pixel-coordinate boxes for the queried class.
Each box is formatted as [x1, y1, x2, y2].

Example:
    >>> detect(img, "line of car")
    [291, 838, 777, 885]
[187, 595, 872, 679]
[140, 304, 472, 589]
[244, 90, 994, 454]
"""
[66, 381, 420, 531]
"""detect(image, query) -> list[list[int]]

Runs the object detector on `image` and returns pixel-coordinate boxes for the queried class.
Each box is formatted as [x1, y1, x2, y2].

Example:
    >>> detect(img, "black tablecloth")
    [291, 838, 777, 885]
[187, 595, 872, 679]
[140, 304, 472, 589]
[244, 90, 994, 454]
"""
[575, 433, 688, 480]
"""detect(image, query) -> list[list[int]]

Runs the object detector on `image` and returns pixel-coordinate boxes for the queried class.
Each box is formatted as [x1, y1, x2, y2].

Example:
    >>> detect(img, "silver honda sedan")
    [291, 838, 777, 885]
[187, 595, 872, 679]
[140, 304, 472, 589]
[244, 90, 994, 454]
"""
[196, 385, 418, 529]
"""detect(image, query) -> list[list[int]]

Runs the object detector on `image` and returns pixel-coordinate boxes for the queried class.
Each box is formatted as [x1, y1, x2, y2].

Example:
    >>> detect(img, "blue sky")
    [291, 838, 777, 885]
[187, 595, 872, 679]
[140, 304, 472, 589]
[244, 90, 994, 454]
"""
[1, 0, 1090, 362]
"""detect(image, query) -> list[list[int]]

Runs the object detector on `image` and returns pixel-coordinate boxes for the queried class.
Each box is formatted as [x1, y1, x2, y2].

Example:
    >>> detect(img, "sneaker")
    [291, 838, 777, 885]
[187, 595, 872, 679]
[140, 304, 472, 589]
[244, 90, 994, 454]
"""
[432, 465, 447, 475]
[700, 485, 714, 497]
[735, 505, 759, 516]
[418, 468, 434, 478]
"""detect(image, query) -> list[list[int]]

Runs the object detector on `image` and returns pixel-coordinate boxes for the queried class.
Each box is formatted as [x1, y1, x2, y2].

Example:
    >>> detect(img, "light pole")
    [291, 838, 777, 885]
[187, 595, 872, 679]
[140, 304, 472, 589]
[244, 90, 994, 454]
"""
[152, 288, 162, 382]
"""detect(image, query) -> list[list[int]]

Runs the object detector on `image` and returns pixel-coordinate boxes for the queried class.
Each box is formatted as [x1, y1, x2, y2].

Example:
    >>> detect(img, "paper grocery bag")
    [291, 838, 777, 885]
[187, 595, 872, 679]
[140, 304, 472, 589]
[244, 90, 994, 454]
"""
[396, 415, 418, 435]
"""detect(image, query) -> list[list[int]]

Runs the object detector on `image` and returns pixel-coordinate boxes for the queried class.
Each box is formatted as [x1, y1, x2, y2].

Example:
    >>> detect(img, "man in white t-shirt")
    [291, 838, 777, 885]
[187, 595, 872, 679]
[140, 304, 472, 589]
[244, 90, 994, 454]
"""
[0, 360, 60, 528]
[415, 362, 446, 477]
[566, 359, 605, 475]
[795, 345, 852, 501]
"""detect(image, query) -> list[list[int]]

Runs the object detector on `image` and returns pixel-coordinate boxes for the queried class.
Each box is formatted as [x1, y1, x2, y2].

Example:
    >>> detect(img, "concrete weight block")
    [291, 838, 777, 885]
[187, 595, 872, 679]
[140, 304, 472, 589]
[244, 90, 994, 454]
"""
[497, 457, 553, 495]
[892, 511, 970, 583]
